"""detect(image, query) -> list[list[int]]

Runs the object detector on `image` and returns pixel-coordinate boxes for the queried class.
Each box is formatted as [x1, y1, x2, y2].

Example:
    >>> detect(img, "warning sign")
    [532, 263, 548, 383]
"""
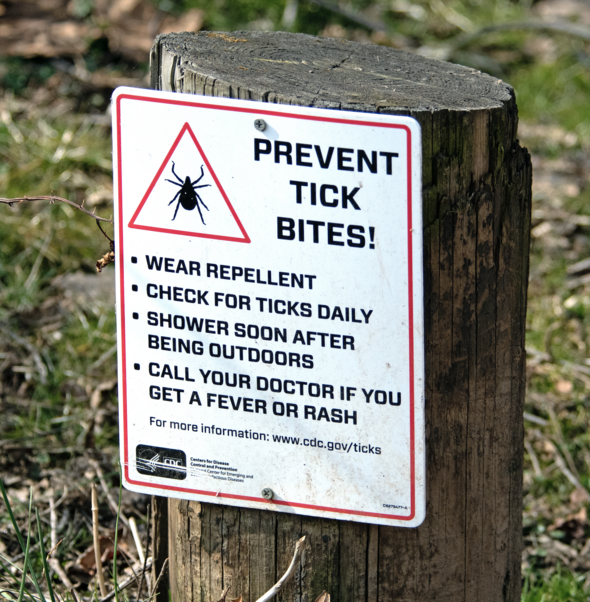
[112, 87, 425, 527]
[128, 123, 250, 242]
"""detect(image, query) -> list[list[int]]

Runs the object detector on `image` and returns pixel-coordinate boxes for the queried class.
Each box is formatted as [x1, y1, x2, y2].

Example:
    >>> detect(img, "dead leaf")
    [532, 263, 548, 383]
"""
[314, 592, 331, 602]
[96, 250, 115, 273]
[90, 379, 117, 410]
[75, 532, 129, 574]
[76, 536, 115, 573]
[548, 507, 587, 540]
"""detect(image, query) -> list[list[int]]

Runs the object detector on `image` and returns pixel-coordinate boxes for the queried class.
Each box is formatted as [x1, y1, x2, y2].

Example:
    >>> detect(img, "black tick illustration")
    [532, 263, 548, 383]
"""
[166, 161, 211, 224]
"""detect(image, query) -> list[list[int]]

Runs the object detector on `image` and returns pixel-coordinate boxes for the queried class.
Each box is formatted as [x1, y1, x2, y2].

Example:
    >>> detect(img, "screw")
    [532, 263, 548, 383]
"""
[254, 118, 267, 132]
[261, 488, 274, 500]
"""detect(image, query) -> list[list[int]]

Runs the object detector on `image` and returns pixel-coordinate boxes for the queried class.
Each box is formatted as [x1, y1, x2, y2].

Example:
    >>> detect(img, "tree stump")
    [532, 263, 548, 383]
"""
[149, 31, 531, 602]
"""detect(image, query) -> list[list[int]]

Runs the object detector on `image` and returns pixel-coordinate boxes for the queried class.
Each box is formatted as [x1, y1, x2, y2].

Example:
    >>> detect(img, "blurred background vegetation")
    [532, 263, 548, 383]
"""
[0, 0, 590, 600]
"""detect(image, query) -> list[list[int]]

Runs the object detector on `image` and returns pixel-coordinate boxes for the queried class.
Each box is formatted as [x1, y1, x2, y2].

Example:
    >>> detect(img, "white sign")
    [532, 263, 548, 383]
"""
[112, 87, 425, 527]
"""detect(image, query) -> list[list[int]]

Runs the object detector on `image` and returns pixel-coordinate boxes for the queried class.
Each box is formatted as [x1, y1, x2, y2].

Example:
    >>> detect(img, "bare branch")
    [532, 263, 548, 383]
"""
[0, 195, 113, 223]
[1, 195, 116, 272]
[150, 557, 169, 599]
[255, 536, 306, 602]
[308, 0, 386, 32]
[0, 323, 48, 384]
[96, 219, 115, 246]
[452, 19, 590, 51]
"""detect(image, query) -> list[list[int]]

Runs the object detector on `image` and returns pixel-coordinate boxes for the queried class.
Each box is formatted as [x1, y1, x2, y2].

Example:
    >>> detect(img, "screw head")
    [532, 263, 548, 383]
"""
[254, 118, 267, 132]
[261, 487, 274, 500]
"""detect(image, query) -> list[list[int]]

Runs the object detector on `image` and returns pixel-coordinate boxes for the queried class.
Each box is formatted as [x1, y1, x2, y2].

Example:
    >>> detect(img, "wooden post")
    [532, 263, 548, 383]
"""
[149, 31, 532, 602]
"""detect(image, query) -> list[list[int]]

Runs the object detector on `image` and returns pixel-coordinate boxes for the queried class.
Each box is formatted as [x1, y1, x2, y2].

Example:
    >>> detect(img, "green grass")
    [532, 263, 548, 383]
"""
[514, 50, 590, 135]
[523, 569, 589, 602]
[0, 110, 118, 457]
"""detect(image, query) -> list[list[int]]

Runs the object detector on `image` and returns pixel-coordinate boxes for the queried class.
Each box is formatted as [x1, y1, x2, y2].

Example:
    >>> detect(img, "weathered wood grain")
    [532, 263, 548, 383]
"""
[150, 31, 532, 602]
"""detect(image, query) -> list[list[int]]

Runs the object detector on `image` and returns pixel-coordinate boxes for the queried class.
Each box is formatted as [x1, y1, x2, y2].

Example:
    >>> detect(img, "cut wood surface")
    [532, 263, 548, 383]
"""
[150, 31, 532, 602]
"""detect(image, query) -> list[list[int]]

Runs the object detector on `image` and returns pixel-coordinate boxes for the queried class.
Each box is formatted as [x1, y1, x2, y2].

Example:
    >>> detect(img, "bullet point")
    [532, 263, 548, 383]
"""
[134, 363, 140, 370]
[133, 312, 139, 319]
[132, 284, 138, 292]
[131, 256, 137, 264]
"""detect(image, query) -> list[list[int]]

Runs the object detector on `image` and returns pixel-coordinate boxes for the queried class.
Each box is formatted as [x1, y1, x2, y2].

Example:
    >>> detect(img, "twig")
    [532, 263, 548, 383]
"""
[24, 228, 54, 291]
[150, 558, 169, 600]
[554, 453, 590, 499]
[308, 0, 386, 32]
[88, 457, 130, 528]
[86, 344, 117, 374]
[453, 19, 590, 51]
[0, 324, 47, 385]
[91, 484, 108, 598]
[523, 412, 548, 427]
[524, 440, 542, 478]
[129, 519, 144, 564]
[0, 196, 113, 223]
[39, 487, 69, 518]
[48, 557, 74, 592]
[129, 515, 151, 595]
[0, 109, 24, 144]
[531, 431, 590, 500]
[97, 559, 153, 602]
[5, 543, 40, 564]
[95, 220, 115, 272]
[545, 404, 581, 481]
[96, 220, 114, 246]
[0, 194, 115, 272]
[255, 536, 306, 602]
[217, 585, 231, 602]
[69, 587, 81, 602]
[47, 498, 72, 591]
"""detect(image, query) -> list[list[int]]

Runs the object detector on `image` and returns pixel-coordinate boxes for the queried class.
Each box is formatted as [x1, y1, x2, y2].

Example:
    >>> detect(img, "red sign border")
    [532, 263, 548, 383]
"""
[128, 122, 251, 243]
[115, 92, 418, 522]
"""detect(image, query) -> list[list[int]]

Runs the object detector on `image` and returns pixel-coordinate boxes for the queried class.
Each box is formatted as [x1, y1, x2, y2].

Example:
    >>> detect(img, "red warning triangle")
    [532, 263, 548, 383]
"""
[128, 123, 250, 243]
